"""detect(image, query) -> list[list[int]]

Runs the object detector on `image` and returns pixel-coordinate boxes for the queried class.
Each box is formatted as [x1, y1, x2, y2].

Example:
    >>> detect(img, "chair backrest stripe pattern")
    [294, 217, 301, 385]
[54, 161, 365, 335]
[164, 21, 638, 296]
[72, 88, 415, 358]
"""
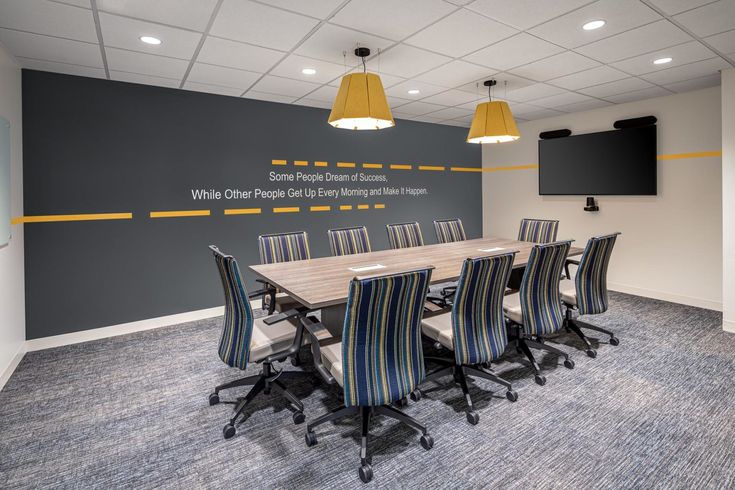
[518, 218, 559, 244]
[328, 226, 371, 256]
[519, 241, 571, 336]
[452, 253, 515, 365]
[434, 218, 467, 244]
[211, 247, 254, 369]
[258, 231, 310, 264]
[575, 233, 619, 315]
[386, 222, 424, 249]
[342, 268, 432, 407]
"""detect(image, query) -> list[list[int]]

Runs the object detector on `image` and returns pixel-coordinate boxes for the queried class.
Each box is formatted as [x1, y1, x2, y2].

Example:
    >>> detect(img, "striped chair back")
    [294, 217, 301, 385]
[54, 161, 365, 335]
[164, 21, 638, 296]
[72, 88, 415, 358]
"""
[386, 222, 424, 249]
[519, 241, 572, 336]
[434, 218, 467, 244]
[258, 231, 310, 264]
[452, 253, 515, 365]
[342, 268, 433, 407]
[328, 226, 371, 256]
[210, 246, 254, 369]
[575, 233, 620, 315]
[518, 218, 559, 244]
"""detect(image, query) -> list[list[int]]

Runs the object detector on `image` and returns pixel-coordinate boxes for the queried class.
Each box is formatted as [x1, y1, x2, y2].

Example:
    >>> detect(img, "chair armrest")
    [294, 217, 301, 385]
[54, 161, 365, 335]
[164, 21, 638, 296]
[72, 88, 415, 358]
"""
[247, 288, 270, 300]
[263, 306, 310, 325]
[300, 315, 337, 385]
[564, 258, 581, 280]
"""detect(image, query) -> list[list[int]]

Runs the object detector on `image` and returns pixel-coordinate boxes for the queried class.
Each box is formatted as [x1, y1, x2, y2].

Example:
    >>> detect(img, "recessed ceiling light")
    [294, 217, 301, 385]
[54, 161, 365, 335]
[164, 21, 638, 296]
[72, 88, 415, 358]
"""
[653, 57, 673, 65]
[407, 89, 420, 95]
[140, 36, 162, 45]
[582, 20, 605, 31]
[301, 68, 317, 75]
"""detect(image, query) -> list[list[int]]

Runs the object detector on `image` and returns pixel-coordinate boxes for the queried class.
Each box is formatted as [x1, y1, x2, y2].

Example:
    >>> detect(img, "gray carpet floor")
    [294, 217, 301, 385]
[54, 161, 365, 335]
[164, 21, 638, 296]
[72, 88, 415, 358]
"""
[1, 292, 734, 489]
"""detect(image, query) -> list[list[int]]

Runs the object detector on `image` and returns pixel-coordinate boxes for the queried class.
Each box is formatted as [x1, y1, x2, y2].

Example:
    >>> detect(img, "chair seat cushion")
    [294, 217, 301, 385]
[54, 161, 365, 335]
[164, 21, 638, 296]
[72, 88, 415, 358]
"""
[560, 279, 577, 306]
[249, 316, 299, 362]
[503, 293, 523, 324]
[320, 342, 344, 386]
[421, 313, 454, 351]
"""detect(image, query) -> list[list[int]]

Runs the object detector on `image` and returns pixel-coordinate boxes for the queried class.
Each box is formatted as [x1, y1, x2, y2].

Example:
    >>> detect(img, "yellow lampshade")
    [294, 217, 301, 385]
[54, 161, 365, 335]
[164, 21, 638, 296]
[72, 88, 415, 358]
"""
[328, 72, 394, 130]
[467, 100, 520, 144]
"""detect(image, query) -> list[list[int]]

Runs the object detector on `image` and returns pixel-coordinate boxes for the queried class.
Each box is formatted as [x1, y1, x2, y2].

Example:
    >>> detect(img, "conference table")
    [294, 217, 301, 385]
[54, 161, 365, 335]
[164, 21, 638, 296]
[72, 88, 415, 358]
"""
[250, 237, 583, 335]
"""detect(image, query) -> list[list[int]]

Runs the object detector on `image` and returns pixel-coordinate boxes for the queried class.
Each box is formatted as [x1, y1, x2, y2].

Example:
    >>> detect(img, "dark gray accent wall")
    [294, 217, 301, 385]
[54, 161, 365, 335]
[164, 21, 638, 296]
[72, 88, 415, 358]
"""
[22, 70, 481, 339]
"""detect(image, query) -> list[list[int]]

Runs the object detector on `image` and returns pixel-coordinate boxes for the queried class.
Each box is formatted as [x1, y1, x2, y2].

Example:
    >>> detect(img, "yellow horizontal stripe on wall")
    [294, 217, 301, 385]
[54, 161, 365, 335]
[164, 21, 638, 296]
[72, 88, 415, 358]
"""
[339, 205, 353, 211]
[294, 160, 309, 166]
[314, 161, 328, 167]
[658, 151, 722, 160]
[374, 204, 385, 209]
[337, 162, 356, 168]
[14, 212, 133, 224]
[418, 165, 445, 171]
[450, 166, 482, 172]
[363, 163, 383, 169]
[150, 210, 210, 218]
[357, 204, 369, 210]
[390, 164, 412, 170]
[272, 159, 287, 166]
[310, 205, 330, 212]
[224, 208, 261, 215]
[273, 207, 300, 213]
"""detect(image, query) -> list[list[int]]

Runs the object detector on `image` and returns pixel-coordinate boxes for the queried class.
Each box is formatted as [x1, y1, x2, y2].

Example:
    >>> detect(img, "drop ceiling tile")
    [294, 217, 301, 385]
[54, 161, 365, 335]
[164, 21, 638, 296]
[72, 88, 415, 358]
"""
[411, 114, 447, 123]
[270, 54, 347, 84]
[105, 47, 189, 79]
[405, 9, 517, 58]
[556, 98, 613, 113]
[385, 79, 447, 99]
[0, 29, 102, 67]
[393, 101, 448, 116]
[211, 0, 319, 51]
[455, 72, 535, 94]
[674, 0, 735, 37]
[110, 70, 180, 88]
[610, 40, 717, 75]
[640, 57, 730, 85]
[387, 96, 412, 108]
[463, 33, 564, 71]
[51, 0, 91, 7]
[575, 20, 693, 63]
[17, 57, 105, 78]
[548, 65, 628, 90]
[704, 29, 735, 56]
[414, 60, 496, 89]
[99, 13, 201, 60]
[97, 0, 219, 31]
[293, 98, 334, 109]
[183, 81, 245, 97]
[306, 85, 338, 102]
[457, 97, 486, 111]
[0, 0, 97, 42]
[197, 36, 283, 73]
[424, 106, 473, 120]
[243, 90, 297, 103]
[521, 108, 565, 120]
[441, 119, 471, 127]
[372, 44, 451, 78]
[603, 86, 672, 103]
[329, 0, 455, 41]
[504, 82, 566, 102]
[532, 91, 594, 109]
[663, 73, 721, 92]
[421, 89, 481, 106]
[646, 0, 716, 15]
[529, 0, 662, 49]
[249, 74, 321, 98]
[578, 77, 654, 97]
[257, 0, 345, 19]
[294, 24, 394, 64]
[508, 51, 600, 81]
[506, 102, 546, 116]
[187, 63, 260, 89]
[466, 0, 591, 30]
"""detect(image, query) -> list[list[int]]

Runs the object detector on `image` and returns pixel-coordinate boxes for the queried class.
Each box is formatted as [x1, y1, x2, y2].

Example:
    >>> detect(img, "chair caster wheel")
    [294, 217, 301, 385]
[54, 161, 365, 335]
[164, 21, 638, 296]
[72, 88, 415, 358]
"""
[223, 424, 236, 439]
[506, 390, 518, 402]
[305, 430, 318, 447]
[564, 359, 575, 369]
[535, 374, 547, 386]
[359, 464, 373, 483]
[394, 397, 408, 408]
[290, 356, 301, 367]
[208, 393, 220, 406]
[466, 411, 479, 425]
[410, 389, 422, 402]
[610, 336, 619, 346]
[586, 349, 597, 358]
[420, 434, 434, 449]
[293, 411, 305, 425]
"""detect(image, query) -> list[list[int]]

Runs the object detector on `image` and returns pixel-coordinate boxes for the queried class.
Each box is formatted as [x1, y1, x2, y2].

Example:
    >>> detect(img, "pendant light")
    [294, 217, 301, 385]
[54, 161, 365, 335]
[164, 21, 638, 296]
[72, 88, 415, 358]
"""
[467, 80, 520, 144]
[328, 47, 395, 130]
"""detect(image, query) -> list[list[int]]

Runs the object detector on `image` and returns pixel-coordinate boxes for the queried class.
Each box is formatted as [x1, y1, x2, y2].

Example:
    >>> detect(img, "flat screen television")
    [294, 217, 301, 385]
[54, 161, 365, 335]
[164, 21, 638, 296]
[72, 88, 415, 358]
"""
[538, 125, 657, 195]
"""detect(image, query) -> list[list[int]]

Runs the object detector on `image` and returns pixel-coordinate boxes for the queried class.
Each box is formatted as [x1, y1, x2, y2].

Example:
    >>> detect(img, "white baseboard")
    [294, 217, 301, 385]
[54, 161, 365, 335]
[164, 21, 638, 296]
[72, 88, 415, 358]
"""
[608, 282, 722, 311]
[25, 306, 224, 352]
[0, 342, 26, 391]
[724, 319, 735, 333]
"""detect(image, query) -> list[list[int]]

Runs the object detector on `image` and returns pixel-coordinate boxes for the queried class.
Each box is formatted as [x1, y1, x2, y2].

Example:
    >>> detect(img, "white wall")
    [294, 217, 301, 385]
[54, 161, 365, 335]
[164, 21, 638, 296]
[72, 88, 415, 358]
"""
[722, 70, 735, 331]
[483, 87, 722, 311]
[0, 41, 25, 388]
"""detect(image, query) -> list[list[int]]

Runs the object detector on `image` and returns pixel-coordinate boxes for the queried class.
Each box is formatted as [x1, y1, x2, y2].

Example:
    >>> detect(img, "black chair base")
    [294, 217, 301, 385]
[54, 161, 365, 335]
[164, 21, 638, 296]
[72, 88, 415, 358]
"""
[509, 325, 574, 386]
[564, 308, 619, 358]
[209, 362, 309, 439]
[305, 402, 433, 483]
[423, 357, 517, 424]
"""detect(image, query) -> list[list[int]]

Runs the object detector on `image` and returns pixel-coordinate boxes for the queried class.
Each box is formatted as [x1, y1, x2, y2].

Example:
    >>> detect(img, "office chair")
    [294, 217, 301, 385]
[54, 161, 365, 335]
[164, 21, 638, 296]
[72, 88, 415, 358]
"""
[421, 253, 518, 425]
[327, 225, 371, 256]
[386, 221, 424, 249]
[208, 246, 309, 439]
[560, 233, 621, 357]
[434, 218, 467, 244]
[257, 231, 310, 315]
[503, 241, 575, 386]
[301, 268, 435, 483]
[517, 218, 559, 243]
